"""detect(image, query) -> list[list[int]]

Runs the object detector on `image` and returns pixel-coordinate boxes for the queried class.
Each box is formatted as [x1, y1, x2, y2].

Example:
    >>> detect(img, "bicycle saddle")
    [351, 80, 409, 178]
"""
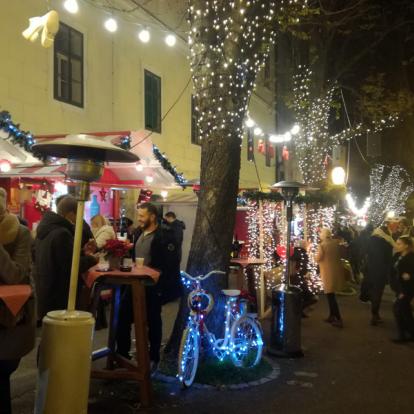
[221, 289, 241, 297]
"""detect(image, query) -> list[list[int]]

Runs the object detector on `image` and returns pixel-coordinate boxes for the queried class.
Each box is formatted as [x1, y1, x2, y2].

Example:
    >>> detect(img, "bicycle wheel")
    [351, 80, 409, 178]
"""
[177, 326, 199, 387]
[230, 316, 263, 368]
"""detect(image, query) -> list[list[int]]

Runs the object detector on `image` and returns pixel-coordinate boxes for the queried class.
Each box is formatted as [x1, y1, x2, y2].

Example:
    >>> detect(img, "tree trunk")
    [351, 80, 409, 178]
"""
[165, 123, 241, 356]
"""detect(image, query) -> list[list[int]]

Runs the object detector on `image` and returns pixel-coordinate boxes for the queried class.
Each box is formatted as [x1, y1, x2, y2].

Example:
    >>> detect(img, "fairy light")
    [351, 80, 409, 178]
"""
[368, 164, 414, 226]
[189, 1, 308, 146]
[345, 193, 370, 217]
[292, 66, 399, 185]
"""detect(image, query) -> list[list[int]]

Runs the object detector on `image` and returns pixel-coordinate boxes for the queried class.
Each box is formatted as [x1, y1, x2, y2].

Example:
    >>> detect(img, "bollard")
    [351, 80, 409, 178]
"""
[34, 310, 94, 414]
[268, 284, 304, 358]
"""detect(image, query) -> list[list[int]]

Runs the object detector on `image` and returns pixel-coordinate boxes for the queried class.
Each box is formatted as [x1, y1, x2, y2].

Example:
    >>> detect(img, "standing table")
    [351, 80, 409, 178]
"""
[85, 265, 160, 407]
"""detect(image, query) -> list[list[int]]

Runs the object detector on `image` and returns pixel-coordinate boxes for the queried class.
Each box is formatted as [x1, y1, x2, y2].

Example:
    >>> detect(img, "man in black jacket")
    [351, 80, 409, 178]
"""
[33, 195, 97, 319]
[116, 203, 181, 372]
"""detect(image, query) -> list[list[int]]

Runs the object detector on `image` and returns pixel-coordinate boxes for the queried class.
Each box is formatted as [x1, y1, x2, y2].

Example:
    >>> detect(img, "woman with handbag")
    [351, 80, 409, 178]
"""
[0, 188, 35, 414]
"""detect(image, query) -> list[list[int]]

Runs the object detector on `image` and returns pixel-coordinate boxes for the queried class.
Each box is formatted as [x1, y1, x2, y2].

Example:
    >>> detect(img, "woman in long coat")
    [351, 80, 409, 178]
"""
[0, 188, 35, 413]
[316, 228, 344, 328]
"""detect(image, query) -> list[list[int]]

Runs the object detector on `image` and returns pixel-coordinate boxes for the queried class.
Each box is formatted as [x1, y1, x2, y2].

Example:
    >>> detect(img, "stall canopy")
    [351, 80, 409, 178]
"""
[0, 130, 186, 189]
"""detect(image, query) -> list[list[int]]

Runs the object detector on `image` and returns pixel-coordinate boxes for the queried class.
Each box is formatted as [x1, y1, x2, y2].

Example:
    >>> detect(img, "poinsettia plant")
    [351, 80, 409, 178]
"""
[102, 239, 131, 258]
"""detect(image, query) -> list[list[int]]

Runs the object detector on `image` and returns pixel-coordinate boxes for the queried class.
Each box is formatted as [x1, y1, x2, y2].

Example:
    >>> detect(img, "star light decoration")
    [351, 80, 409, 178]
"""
[367, 164, 414, 227]
[292, 67, 399, 185]
[188, 0, 307, 145]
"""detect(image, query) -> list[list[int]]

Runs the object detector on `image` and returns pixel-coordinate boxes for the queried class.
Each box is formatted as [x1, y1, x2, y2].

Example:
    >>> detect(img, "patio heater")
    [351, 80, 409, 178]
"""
[32, 135, 138, 414]
[268, 181, 305, 358]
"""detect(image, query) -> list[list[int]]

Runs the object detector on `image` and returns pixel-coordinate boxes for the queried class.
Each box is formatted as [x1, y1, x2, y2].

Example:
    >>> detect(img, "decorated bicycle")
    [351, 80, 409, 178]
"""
[177, 270, 263, 387]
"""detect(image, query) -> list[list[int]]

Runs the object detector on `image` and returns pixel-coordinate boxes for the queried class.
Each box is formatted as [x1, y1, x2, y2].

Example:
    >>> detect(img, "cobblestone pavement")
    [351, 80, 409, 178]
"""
[11, 289, 414, 414]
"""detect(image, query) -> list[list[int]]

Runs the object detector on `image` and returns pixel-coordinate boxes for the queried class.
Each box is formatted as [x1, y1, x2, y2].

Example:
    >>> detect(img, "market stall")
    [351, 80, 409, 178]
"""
[0, 111, 187, 230]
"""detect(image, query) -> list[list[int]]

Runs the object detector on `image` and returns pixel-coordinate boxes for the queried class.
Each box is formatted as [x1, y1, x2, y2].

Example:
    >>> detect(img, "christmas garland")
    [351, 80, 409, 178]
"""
[243, 187, 344, 206]
[152, 144, 187, 187]
[0, 111, 44, 161]
[119, 135, 131, 150]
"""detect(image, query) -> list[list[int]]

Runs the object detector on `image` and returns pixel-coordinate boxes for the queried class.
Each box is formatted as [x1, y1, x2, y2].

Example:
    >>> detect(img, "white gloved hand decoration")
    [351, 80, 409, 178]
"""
[22, 10, 59, 48]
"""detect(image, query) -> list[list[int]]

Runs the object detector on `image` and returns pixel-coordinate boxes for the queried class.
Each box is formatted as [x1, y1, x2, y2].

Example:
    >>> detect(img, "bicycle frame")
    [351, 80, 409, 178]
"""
[187, 284, 245, 360]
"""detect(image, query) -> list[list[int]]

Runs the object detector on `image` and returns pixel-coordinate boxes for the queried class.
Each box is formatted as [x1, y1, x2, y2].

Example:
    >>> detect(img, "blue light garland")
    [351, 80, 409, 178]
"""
[118, 135, 131, 150]
[0, 110, 41, 160]
[152, 144, 187, 187]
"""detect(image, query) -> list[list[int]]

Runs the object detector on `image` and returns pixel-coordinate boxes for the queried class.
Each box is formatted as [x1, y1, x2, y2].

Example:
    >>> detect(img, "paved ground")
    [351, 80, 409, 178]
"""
[11, 289, 414, 414]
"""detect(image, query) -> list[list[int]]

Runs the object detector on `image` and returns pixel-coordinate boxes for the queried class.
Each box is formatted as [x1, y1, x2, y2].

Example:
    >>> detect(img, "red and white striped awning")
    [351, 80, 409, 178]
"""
[0, 131, 185, 189]
[2, 163, 66, 177]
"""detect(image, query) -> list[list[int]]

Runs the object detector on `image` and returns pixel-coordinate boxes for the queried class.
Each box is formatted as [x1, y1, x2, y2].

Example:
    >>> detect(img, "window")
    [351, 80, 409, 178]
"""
[191, 95, 202, 145]
[144, 70, 161, 133]
[54, 23, 84, 107]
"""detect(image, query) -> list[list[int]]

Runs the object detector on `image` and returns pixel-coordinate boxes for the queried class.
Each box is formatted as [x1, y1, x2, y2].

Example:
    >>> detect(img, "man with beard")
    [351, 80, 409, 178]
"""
[116, 203, 181, 373]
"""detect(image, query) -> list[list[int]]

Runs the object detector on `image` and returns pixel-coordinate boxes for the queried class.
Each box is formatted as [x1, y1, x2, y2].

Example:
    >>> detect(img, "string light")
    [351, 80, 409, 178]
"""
[189, 1, 308, 145]
[165, 33, 176, 47]
[345, 193, 370, 217]
[368, 164, 413, 226]
[292, 66, 399, 185]
[64, 0, 79, 14]
[104, 17, 118, 33]
[138, 28, 150, 43]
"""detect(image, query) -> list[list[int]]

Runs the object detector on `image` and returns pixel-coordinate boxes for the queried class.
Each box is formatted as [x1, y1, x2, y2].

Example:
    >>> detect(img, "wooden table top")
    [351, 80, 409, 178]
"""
[85, 265, 160, 289]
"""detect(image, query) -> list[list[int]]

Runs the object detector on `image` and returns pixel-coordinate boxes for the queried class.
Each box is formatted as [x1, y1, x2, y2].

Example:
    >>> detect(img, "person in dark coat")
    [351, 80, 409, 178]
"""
[164, 211, 185, 262]
[0, 188, 35, 414]
[116, 203, 181, 373]
[364, 222, 396, 326]
[33, 195, 97, 319]
[391, 236, 414, 343]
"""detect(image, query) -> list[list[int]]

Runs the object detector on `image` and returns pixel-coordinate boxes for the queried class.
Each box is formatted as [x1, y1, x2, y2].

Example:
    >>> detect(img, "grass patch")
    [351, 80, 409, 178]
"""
[159, 356, 272, 386]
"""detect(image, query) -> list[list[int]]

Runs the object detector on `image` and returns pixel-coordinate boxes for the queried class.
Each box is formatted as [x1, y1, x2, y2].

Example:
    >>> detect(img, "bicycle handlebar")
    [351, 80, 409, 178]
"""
[180, 270, 226, 281]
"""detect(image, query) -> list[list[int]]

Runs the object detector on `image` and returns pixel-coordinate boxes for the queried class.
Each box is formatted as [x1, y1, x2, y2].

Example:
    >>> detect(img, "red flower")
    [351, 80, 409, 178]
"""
[103, 239, 131, 257]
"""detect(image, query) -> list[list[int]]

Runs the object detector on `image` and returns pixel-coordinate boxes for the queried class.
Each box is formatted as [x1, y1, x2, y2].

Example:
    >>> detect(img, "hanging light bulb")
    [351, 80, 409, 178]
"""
[64, 0, 79, 14]
[145, 175, 154, 183]
[291, 124, 300, 135]
[331, 166, 346, 185]
[0, 159, 11, 173]
[165, 34, 176, 47]
[253, 127, 262, 136]
[161, 190, 168, 199]
[104, 18, 118, 33]
[135, 162, 144, 172]
[138, 28, 150, 43]
[245, 118, 255, 128]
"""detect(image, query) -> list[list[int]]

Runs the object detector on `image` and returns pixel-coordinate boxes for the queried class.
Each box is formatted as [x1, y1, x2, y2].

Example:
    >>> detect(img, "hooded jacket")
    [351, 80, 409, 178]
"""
[33, 211, 96, 318]
[0, 213, 36, 360]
